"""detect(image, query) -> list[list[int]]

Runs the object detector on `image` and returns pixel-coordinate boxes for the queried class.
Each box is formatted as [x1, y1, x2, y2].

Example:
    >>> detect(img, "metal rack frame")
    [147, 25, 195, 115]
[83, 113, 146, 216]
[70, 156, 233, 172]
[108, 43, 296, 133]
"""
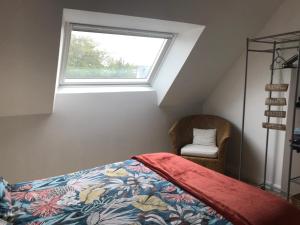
[239, 30, 300, 200]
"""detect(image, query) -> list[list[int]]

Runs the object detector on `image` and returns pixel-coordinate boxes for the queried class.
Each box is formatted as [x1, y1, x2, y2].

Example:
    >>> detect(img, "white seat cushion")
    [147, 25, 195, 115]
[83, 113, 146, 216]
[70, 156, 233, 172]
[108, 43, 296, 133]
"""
[181, 144, 218, 158]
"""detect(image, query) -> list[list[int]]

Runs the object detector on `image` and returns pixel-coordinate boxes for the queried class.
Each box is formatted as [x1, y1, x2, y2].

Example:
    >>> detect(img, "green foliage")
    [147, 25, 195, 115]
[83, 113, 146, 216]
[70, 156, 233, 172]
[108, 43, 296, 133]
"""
[67, 36, 107, 68]
[66, 35, 138, 78]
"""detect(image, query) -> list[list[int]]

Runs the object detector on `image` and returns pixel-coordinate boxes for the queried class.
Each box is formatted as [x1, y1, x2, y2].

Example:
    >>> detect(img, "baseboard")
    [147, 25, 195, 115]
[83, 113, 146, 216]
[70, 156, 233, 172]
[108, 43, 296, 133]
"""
[265, 181, 287, 197]
[224, 165, 286, 196]
[266, 182, 281, 191]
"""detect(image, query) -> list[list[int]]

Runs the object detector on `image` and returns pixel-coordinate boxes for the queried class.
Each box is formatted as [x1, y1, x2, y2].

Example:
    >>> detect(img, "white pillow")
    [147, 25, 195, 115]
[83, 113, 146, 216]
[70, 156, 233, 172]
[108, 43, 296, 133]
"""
[193, 128, 216, 146]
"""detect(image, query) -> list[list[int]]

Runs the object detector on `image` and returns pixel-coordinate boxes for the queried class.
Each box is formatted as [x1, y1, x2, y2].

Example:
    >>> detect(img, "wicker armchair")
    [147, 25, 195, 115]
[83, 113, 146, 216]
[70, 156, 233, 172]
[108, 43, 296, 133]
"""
[168, 115, 231, 173]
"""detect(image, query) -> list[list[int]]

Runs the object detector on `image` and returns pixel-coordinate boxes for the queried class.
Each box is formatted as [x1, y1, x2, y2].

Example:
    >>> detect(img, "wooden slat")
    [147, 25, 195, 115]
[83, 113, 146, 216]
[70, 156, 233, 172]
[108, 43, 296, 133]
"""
[264, 110, 286, 118]
[262, 122, 286, 131]
[265, 84, 289, 92]
[265, 98, 286, 106]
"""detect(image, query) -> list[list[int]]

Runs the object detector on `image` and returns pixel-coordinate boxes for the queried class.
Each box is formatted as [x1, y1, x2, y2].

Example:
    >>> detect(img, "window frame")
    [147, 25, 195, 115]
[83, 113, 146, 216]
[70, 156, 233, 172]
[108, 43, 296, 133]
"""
[59, 23, 175, 86]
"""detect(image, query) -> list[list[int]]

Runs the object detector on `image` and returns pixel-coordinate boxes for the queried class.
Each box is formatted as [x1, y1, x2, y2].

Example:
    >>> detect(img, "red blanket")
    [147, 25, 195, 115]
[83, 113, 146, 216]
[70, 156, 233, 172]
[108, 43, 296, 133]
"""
[133, 152, 300, 225]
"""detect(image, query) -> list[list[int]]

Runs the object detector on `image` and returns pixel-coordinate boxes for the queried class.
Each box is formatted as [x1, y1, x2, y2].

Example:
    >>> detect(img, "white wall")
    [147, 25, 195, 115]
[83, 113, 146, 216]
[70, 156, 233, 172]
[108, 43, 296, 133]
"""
[203, 0, 300, 192]
[0, 90, 200, 183]
[283, 70, 300, 194]
[0, 0, 283, 116]
[0, 0, 207, 183]
[0, 0, 282, 184]
[0, 1, 61, 116]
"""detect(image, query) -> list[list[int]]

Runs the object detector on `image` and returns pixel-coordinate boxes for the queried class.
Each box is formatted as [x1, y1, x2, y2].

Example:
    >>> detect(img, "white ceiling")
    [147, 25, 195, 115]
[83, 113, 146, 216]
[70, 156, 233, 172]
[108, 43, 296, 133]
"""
[0, 0, 284, 116]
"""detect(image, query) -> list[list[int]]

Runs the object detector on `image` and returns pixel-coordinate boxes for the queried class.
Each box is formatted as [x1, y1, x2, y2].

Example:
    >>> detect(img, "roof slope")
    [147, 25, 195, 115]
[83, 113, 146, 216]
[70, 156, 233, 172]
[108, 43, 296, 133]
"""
[159, 0, 284, 108]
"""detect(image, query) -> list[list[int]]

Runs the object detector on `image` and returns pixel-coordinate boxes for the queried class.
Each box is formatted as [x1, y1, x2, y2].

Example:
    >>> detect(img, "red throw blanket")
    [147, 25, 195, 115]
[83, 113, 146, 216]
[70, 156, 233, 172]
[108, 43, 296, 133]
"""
[133, 152, 300, 225]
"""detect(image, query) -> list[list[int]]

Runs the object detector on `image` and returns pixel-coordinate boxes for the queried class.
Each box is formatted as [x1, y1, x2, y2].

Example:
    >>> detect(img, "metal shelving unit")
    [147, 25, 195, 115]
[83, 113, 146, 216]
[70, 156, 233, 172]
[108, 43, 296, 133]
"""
[239, 31, 300, 200]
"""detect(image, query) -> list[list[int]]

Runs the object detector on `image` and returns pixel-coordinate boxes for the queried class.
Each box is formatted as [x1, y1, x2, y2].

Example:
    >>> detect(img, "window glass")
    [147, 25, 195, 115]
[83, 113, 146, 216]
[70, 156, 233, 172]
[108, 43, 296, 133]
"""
[64, 29, 168, 82]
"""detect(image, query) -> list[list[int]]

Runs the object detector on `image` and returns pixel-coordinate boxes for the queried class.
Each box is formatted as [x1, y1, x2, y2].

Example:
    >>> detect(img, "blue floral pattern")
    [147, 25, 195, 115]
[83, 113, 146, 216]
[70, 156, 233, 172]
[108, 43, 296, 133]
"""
[0, 177, 12, 220]
[8, 160, 231, 225]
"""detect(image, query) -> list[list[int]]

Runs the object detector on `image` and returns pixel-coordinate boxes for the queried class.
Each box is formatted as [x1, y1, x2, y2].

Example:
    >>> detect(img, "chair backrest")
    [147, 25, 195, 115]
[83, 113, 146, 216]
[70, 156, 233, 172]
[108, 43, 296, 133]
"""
[173, 115, 231, 147]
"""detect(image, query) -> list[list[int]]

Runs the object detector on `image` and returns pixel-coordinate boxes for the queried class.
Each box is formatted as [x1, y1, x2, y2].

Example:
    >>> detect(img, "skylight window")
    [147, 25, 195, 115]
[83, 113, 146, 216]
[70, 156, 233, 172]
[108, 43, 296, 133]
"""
[59, 24, 174, 85]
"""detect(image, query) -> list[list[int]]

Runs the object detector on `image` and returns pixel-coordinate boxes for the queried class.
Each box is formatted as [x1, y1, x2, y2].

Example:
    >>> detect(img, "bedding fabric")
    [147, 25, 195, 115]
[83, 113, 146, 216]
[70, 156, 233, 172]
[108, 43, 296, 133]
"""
[0, 177, 12, 220]
[8, 159, 231, 225]
[133, 153, 300, 225]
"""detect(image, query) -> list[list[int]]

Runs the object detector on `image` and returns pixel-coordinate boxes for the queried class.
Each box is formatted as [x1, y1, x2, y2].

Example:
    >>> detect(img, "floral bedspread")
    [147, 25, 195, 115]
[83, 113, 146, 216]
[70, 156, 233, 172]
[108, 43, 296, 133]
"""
[9, 160, 232, 225]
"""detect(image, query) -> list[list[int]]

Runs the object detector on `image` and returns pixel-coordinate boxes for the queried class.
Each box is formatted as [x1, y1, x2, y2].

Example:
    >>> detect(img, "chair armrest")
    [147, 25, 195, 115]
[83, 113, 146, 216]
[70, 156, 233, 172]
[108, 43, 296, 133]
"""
[217, 135, 230, 160]
[168, 120, 184, 154]
[168, 120, 179, 136]
[219, 135, 230, 148]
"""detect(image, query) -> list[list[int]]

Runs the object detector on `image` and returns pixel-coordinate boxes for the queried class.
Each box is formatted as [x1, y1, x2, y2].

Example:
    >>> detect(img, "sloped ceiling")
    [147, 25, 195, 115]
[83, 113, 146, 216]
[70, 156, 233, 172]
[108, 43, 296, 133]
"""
[0, 0, 284, 116]
[159, 0, 284, 108]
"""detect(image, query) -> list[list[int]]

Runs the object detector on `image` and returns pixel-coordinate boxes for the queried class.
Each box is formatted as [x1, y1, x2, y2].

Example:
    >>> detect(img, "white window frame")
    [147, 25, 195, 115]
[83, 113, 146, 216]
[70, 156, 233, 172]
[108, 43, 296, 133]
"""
[59, 23, 175, 86]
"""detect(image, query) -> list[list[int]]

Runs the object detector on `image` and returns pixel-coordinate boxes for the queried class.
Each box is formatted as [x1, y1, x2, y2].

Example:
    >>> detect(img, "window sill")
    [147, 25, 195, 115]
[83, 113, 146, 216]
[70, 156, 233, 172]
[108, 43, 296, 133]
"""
[56, 85, 155, 94]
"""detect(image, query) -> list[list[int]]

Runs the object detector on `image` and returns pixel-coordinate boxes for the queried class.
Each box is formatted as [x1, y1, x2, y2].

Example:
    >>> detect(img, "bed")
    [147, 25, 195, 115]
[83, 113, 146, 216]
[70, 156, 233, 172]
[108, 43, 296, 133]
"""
[1, 153, 299, 225]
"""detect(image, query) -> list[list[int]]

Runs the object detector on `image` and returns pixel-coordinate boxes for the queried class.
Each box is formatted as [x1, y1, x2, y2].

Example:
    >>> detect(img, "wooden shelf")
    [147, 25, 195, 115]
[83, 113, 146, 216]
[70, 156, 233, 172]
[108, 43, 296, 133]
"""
[265, 84, 289, 92]
[264, 110, 286, 118]
[290, 176, 300, 185]
[272, 66, 297, 70]
[262, 122, 286, 130]
[290, 143, 300, 153]
[265, 98, 287, 106]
